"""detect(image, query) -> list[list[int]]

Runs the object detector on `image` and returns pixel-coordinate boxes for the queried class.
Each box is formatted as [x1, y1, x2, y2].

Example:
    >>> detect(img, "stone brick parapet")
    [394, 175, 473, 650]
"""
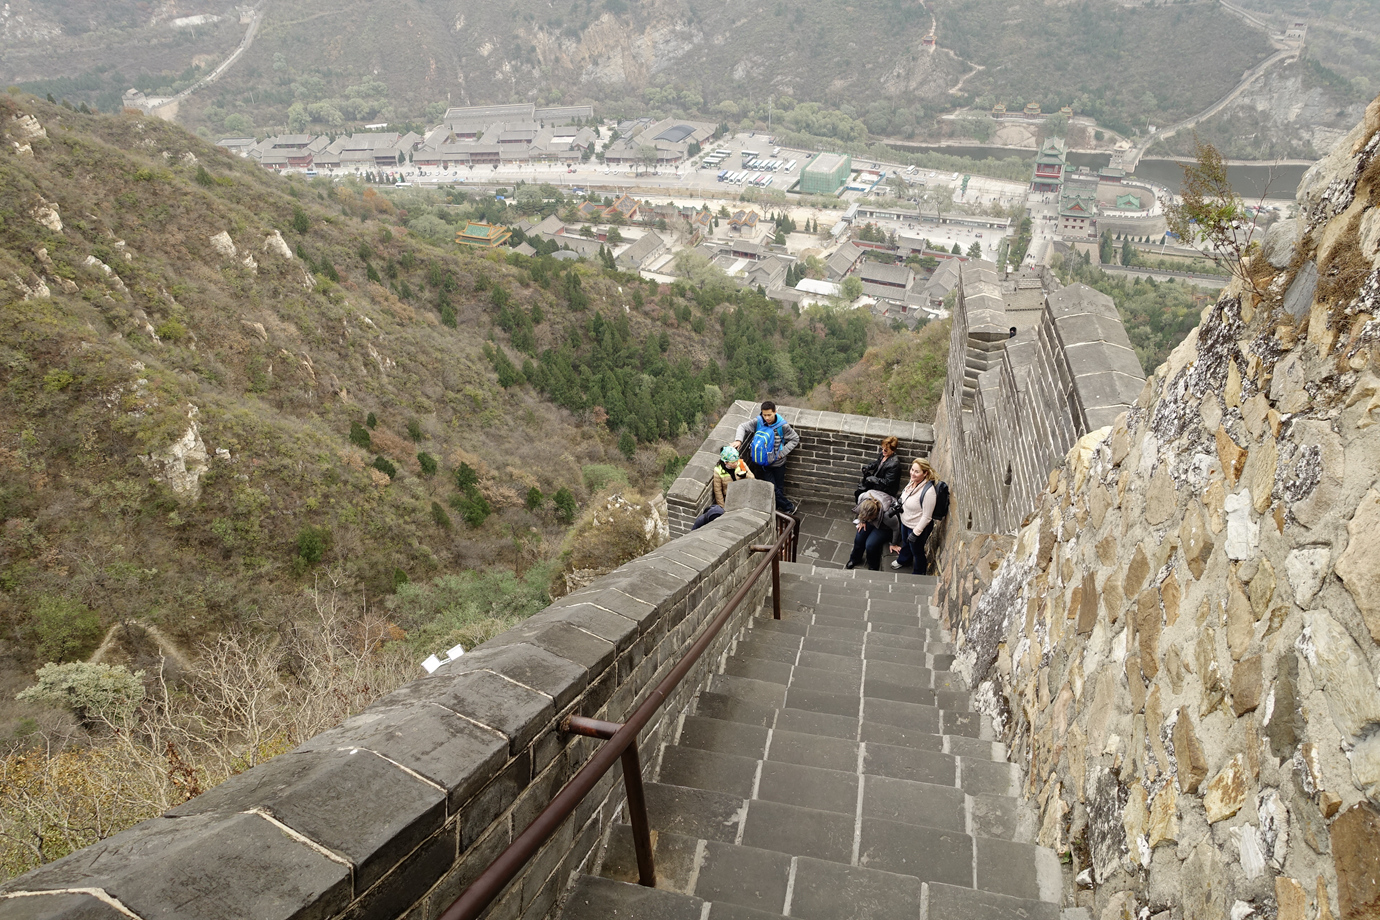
[938, 262, 1143, 541]
[666, 400, 934, 536]
[0, 482, 780, 920]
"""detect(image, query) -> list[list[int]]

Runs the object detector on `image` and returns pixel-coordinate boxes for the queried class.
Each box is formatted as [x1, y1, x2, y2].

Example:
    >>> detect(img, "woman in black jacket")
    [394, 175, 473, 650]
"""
[855, 436, 903, 498]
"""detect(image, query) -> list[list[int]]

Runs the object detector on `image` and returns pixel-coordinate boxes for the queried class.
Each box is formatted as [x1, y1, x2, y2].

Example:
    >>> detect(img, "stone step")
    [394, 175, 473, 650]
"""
[673, 715, 1015, 796]
[689, 694, 1004, 761]
[594, 801, 1059, 910]
[657, 744, 1018, 839]
[562, 874, 794, 920]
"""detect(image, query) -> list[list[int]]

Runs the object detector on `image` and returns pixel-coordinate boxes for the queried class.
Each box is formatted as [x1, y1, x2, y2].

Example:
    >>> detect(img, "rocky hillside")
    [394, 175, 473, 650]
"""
[936, 94, 1380, 916]
[0, 93, 845, 719]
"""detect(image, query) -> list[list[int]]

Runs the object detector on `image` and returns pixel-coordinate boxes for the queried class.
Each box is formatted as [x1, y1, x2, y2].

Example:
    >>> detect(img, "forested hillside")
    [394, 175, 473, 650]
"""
[0, 94, 888, 875]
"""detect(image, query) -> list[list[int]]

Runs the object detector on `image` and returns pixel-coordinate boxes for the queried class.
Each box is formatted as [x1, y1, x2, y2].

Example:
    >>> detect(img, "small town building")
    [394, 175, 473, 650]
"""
[1030, 136, 1068, 194]
[316, 132, 422, 170]
[216, 137, 258, 156]
[728, 210, 760, 234]
[250, 134, 330, 170]
[1058, 191, 1098, 238]
[800, 153, 852, 196]
[826, 242, 866, 279]
[455, 222, 512, 249]
[603, 118, 716, 166]
[615, 231, 666, 271]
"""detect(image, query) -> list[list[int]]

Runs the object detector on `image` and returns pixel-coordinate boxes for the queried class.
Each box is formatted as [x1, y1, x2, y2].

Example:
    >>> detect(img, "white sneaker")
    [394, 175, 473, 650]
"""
[890, 560, 902, 570]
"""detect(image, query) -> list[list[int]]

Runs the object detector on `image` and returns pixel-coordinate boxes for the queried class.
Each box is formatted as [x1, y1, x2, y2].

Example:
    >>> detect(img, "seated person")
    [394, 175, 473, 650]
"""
[855, 436, 903, 499]
[846, 489, 898, 571]
[695, 446, 754, 531]
[712, 445, 754, 508]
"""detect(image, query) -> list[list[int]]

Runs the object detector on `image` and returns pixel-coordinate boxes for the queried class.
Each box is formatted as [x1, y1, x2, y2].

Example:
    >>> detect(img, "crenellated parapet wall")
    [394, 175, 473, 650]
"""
[938, 261, 1144, 538]
[666, 401, 934, 537]
[0, 483, 781, 920]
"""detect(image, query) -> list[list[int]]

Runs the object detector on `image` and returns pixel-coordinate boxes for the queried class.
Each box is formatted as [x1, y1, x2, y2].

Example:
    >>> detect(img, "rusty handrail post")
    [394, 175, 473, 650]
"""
[564, 715, 655, 887]
[439, 512, 795, 920]
[620, 741, 656, 887]
[770, 550, 781, 620]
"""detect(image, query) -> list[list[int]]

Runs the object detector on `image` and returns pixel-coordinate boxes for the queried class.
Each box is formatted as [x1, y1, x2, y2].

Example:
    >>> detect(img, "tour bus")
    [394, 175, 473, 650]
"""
[785, 159, 797, 172]
[772, 147, 781, 157]
[741, 150, 759, 164]
[717, 169, 728, 181]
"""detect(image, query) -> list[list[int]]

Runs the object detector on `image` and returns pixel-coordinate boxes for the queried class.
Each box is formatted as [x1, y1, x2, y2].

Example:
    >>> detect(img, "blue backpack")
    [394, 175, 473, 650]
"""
[748, 417, 782, 465]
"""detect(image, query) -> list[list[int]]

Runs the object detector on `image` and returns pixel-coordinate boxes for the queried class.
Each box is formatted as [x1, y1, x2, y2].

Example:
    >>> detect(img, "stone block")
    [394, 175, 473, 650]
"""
[341, 821, 458, 920]
[445, 642, 589, 710]
[2, 812, 350, 920]
[1172, 708, 1208, 794]
[169, 750, 446, 892]
[295, 702, 507, 811]
[460, 751, 531, 847]
[502, 614, 617, 676]
[385, 668, 555, 755]
[1230, 656, 1263, 716]
[1331, 802, 1380, 920]
[0, 893, 130, 919]
[1203, 754, 1247, 823]
[1298, 610, 1380, 745]
[1336, 488, 1380, 643]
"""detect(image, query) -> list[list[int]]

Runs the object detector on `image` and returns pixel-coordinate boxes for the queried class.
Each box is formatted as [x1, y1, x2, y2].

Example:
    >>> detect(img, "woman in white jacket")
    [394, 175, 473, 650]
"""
[889, 459, 938, 575]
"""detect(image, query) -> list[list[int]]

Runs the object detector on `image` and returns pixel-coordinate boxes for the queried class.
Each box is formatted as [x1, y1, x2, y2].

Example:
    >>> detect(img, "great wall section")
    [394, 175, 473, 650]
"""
[2, 96, 1379, 920]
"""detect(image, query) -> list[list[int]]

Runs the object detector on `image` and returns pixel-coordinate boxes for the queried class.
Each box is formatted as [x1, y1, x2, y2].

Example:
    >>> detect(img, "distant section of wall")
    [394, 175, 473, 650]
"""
[939, 262, 1144, 538]
[666, 401, 934, 536]
[0, 483, 779, 920]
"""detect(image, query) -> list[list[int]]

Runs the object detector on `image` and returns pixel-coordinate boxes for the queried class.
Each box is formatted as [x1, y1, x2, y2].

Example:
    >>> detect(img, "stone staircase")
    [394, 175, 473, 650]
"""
[559, 563, 1062, 920]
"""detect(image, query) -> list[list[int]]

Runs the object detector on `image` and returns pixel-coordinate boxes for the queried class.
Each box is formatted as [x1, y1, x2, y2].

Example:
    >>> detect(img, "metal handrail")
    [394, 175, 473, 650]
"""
[439, 512, 797, 920]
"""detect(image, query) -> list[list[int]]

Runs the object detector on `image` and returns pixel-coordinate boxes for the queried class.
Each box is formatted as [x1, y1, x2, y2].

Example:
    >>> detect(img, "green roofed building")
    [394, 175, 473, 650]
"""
[801, 153, 851, 195]
[455, 221, 512, 248]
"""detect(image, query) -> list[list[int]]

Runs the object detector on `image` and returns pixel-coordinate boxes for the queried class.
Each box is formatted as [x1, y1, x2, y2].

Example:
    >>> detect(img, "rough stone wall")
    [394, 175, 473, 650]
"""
[0, 483, 780, 920]
[666, 400, 934, 536]
[936, 97, 1380, 920]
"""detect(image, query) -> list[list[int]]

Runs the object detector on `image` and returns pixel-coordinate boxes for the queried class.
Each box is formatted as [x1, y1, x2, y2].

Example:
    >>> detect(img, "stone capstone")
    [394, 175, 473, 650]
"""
[1335, 488, 1380, 642]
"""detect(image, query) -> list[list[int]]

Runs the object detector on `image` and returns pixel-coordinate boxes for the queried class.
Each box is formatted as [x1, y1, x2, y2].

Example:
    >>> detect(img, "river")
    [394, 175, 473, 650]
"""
[885, 142, 1312, 201]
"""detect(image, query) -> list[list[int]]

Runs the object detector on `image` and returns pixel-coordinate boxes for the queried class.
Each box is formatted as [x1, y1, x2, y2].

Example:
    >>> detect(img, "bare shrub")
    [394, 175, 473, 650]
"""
[0, 574, 413, 881]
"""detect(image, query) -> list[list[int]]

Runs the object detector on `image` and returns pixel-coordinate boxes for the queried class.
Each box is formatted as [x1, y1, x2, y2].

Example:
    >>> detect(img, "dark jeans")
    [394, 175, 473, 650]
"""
[895, 522, 935, 575]
[750, 461, 791, 510]
[848, 522, 892, 570]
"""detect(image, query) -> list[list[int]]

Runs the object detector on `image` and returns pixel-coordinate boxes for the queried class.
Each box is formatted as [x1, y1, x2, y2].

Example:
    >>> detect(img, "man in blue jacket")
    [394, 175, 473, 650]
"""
[732, 401, 800, 513]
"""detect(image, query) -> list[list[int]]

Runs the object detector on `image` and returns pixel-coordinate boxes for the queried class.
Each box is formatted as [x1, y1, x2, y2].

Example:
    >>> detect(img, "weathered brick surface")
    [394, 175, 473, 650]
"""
[667, 401, 936, 536]
[0, 483, 779, 920]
